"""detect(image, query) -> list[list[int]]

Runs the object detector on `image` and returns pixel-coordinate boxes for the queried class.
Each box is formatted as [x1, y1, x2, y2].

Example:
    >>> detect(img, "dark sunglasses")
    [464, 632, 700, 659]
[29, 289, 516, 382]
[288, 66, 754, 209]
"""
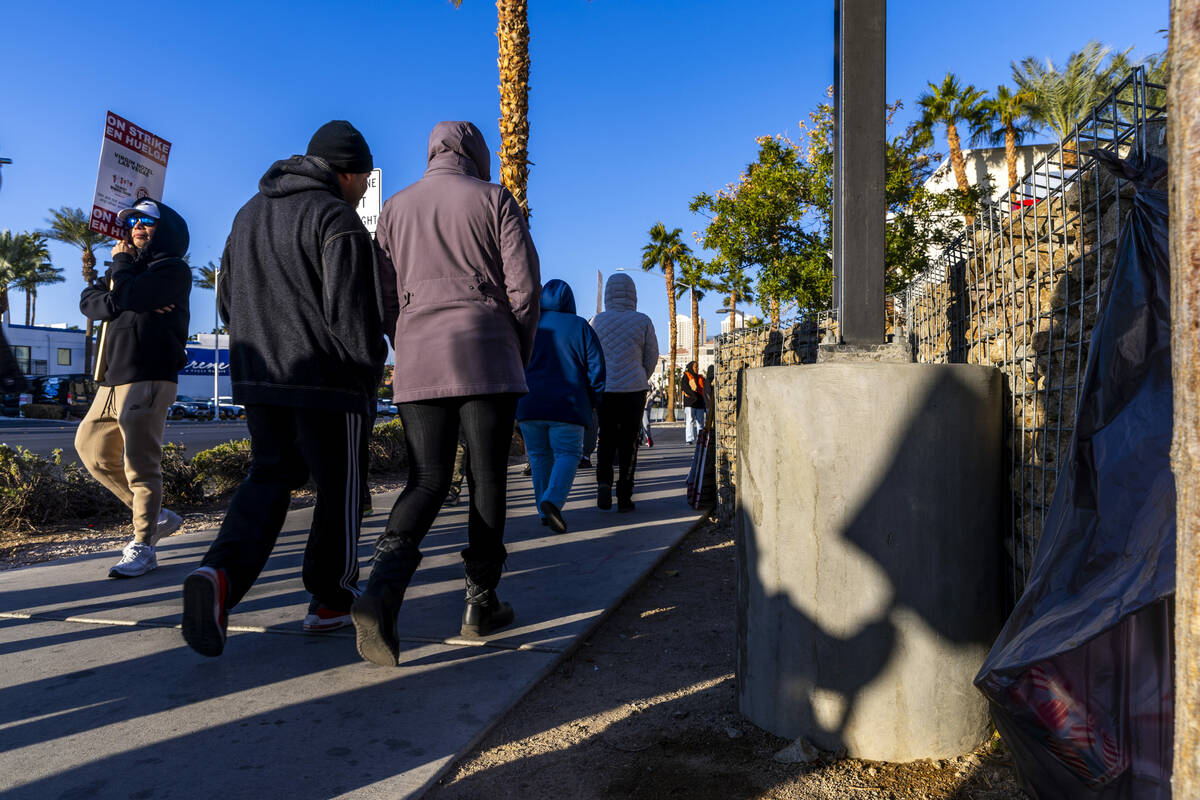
[125, 215, 157, 228]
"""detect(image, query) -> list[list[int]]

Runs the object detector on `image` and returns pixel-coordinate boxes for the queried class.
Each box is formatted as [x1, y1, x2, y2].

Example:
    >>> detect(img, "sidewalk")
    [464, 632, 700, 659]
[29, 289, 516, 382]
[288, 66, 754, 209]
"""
[0, 423, 702, 799]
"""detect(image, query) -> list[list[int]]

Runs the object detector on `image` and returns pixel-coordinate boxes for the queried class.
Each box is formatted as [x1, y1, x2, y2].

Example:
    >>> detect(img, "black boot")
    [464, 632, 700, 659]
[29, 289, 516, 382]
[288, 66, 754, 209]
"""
[460, 559, 514, 637]
[352, 538, 421, 666]
[597, 483, 612, 510]
[616, 479, 635, 512]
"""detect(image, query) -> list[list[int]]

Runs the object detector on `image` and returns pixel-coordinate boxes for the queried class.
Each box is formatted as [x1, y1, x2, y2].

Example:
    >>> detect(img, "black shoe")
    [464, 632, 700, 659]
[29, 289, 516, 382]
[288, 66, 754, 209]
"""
[522, 463, 532, 476]
[182, 566, 229, 657]
[578, 457, 592, 468]
[617, 497, 635, 512]
[461, 560, 514, 637]
[352, 540, 421, 666]
[540, 500, 567, 533]
[541, 517, 549, 526]
[597, 483, 612, 510]
[351, 587, 402, 667]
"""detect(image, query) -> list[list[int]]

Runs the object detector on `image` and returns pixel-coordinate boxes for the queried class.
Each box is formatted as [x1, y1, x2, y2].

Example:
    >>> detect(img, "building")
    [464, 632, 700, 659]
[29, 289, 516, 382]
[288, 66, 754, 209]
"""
[1, 318, 88, 376]
[924, 143, 1060, 204]
[719, 310, 747, 334]
[178, 333, 231, 399]
[675, 314, 707, 357]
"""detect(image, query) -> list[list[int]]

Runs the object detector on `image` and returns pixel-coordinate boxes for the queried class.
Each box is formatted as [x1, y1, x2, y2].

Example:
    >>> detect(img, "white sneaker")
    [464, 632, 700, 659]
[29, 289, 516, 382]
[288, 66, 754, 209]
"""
[150, 509, 183, 546]
[109, 542, 158, 578]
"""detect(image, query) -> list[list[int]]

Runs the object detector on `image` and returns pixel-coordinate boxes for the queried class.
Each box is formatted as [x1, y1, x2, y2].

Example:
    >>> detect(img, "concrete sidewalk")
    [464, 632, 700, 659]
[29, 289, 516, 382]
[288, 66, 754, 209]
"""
[0, 423, 702, 799]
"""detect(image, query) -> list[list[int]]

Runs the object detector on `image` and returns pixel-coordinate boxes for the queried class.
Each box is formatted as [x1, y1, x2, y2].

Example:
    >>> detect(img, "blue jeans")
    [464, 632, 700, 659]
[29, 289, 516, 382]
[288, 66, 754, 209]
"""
[519, 420, 584, 516]
[685, 406, 706, 443]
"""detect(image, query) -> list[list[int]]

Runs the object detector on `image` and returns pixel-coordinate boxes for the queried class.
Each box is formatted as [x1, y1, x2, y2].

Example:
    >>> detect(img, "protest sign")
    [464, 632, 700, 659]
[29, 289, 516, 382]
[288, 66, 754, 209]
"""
[357, 168, 382, 234]
[89, 111, 172, 238]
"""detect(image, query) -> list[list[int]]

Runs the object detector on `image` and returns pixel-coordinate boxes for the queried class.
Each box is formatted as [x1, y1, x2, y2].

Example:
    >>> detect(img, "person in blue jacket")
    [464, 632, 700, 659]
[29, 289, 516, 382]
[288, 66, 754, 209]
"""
[516, 279, 606, 533]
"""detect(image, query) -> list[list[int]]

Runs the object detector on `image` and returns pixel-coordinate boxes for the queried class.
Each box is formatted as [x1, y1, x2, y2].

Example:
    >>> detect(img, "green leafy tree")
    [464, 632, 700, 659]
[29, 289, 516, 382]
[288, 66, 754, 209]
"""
[10, 235, 62, 325]
[43, 207, 110, 374]
[973, 84, 1037, 194]
[642, 222, 691, 421]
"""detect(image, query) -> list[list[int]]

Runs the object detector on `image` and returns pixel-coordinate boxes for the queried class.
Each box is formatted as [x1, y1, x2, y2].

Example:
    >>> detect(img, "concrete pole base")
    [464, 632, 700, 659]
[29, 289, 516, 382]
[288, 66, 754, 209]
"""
[736, 362, 1004, 762]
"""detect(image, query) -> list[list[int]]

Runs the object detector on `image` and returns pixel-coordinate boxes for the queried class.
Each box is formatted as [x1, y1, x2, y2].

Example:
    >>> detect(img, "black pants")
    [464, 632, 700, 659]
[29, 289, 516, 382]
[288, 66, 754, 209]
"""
[597, 391, 646, 500]
[379, 394, 518, 566]
[201, 404, 365, 611]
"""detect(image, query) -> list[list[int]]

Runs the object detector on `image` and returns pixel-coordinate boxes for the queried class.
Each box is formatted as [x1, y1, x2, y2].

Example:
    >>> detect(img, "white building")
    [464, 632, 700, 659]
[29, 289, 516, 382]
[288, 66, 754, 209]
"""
[1, 318, 87, 376]
[178, 332, 232, 399]
[675, 314, 707, 358]
[719, 310, 747, 334]
[924, 143, 1059, 203]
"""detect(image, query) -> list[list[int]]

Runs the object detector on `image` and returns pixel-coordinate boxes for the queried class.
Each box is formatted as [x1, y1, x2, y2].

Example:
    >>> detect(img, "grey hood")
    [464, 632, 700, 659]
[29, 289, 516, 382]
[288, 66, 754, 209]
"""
[604, 273, 638, 312]
[425, 121, 491, 181]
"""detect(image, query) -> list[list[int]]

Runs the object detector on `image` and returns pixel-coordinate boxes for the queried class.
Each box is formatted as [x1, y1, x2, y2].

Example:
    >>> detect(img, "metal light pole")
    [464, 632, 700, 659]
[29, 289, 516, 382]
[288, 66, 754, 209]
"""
[0, 156, 11, 192]
[212, 268, 220, 420]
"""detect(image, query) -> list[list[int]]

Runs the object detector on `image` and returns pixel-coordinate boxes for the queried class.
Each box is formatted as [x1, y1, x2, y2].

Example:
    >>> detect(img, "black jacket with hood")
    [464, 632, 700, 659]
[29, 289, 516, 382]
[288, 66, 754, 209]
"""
[79, 200, 192, 386]
[218, 155, 389, 415]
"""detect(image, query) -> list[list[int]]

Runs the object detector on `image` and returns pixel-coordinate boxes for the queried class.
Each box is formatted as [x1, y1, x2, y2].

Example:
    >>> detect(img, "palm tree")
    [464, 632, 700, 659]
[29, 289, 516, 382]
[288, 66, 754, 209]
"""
[10, 235, 61, 325]
[675, 255, 713, 362]
[0, 230, 33, 321]
[193, 259, 219, 290]
[642, 222, 691, 422]
[43, 207, 110, 373]
[916, 73, 988, 210]
[1011, 42, 1131, 161]
[451, 0, 532, 221]
[713, 258, 754, 328]
[973, 84, 1036, 195]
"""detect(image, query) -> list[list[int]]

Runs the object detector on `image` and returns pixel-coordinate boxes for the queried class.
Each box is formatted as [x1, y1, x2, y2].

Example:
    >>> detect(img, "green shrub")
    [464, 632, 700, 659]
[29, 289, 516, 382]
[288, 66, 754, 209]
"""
[368, 419, 406, 473]
[0, 445, 123, 529]
[161, 442, 205, 505]
[21, 404, 66, 420]
[190, 438, 252, 498]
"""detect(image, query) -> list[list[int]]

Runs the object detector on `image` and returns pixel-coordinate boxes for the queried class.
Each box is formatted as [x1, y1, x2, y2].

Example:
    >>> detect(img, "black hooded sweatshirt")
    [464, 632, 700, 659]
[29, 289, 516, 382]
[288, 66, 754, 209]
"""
[218, 155, 388, 415]
[79, 200, 192, 386]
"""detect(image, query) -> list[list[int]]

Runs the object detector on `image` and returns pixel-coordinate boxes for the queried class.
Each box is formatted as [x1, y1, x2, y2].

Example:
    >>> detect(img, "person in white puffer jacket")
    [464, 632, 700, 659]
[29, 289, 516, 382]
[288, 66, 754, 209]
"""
[589, 273, 659, 511]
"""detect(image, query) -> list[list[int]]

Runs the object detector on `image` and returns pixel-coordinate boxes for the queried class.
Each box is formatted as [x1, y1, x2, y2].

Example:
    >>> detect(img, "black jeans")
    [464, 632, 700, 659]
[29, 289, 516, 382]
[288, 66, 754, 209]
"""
[201, 404, 365, 611]
[597, 391, 646, 499]
[379, 394, 518, 566]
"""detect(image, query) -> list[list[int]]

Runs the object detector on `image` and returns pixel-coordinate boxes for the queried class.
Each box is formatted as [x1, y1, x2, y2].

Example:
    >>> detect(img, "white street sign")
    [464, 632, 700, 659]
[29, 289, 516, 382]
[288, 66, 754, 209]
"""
[357, 168, 382, 234]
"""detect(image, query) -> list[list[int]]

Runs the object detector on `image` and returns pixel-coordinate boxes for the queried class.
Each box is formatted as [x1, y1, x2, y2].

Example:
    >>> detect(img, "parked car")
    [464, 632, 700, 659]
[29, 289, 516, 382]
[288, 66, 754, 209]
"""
[29, 374, 98, 417]
[376, 399, 398, 416]
[174, 394, 212, 421]
[204, 398, 246, 420]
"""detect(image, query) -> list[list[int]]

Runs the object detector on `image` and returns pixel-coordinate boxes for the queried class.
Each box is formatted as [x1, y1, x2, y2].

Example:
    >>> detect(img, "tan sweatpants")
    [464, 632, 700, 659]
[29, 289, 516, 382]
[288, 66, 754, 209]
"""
[75, 381, 175, 544]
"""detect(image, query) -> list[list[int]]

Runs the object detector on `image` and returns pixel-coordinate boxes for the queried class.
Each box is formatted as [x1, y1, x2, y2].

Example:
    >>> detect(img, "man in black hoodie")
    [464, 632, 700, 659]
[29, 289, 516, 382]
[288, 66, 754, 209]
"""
[182, 121, 392, 657]
[77, 199, 191, 578]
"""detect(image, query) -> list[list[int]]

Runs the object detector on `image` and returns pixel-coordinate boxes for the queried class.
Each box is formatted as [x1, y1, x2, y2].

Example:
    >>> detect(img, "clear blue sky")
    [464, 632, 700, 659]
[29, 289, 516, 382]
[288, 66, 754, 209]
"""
[0, 0, 1168, 352]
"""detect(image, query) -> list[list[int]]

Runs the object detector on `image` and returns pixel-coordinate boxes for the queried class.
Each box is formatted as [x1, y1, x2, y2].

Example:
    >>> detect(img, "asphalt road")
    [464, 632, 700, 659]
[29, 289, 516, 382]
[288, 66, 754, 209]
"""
[0, 419, 250, 464]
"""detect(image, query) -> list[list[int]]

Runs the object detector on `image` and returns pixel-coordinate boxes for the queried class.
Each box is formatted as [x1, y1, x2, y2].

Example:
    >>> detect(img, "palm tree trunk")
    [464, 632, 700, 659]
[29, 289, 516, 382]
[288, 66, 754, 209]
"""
[1004, 123, 1018, 194]
[496, 0, 531, 221]
[24, 291, 31, 326]
[946, 122, 974, 224]
[1171, 1, 1200, 791]
[691, 288, 700, 363]
[29, 292, 36, 326]
[769, 296, 780, 330]
[81, 251, 97, 375]
[665, 264, 677, 423]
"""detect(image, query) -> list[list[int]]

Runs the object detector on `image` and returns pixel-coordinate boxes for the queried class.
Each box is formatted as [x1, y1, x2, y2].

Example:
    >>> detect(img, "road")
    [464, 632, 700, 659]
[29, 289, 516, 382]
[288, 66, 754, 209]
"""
[0, 420, 250, 463]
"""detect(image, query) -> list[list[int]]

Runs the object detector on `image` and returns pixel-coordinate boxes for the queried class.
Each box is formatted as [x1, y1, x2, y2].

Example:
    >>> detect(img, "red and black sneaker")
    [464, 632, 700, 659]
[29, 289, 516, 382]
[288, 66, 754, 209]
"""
[303, 604, 352, 632]
[182, 566, 229, 657]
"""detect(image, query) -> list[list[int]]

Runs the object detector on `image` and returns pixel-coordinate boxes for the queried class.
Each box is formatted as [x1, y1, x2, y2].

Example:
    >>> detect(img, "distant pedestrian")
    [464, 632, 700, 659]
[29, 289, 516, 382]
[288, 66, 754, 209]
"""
[641, 388, 662, 447]
[517, 279, 605, 533]
[590, 272, 658, 512]
[354, 120, 540, 667]
[181, 121, 391, 657]
[680, 360, 706, 444]
[77, 198, 191, 578]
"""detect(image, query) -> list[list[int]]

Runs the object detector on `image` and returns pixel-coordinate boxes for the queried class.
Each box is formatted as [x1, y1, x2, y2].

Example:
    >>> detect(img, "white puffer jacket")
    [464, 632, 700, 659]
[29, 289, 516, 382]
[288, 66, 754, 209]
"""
[590, 273, 659, 393]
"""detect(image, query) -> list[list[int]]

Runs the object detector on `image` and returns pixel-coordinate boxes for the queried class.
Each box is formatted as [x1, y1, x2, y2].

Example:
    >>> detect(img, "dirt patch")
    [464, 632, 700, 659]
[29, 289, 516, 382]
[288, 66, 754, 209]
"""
[425, 519, 1031, 800]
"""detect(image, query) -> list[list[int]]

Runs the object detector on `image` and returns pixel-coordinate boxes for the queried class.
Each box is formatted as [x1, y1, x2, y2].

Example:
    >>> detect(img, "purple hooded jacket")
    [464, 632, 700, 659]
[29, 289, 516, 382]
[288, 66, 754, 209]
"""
[377, 121, 541, 402]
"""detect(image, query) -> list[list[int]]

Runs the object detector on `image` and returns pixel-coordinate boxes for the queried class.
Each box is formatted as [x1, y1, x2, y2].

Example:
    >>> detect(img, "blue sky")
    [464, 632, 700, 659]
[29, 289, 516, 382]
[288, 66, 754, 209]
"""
[0, 0, 1168, 352]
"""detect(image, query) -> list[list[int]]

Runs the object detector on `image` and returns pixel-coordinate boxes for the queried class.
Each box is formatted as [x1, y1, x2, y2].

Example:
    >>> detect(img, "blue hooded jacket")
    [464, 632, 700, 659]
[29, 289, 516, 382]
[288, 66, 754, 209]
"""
[516, 279, 606, 426]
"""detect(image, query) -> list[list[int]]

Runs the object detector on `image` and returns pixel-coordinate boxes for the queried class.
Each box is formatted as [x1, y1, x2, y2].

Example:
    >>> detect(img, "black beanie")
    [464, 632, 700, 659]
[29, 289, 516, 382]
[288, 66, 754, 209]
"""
[306, 120, 373, 173]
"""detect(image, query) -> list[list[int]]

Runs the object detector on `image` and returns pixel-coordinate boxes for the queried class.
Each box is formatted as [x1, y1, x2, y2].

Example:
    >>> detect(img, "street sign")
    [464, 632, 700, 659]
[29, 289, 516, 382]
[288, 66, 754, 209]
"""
[357, 168, 382, 234]
[89, 111, 172, 239]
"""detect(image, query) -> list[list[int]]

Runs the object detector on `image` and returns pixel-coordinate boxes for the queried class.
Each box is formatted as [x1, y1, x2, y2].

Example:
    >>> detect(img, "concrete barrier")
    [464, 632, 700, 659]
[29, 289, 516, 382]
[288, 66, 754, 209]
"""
[735, 362, 1003, 762]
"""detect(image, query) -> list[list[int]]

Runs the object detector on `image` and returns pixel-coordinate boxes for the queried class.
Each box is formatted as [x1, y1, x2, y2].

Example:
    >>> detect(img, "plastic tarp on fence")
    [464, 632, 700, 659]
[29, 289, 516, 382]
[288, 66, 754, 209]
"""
[975, 152, 1175, 799]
